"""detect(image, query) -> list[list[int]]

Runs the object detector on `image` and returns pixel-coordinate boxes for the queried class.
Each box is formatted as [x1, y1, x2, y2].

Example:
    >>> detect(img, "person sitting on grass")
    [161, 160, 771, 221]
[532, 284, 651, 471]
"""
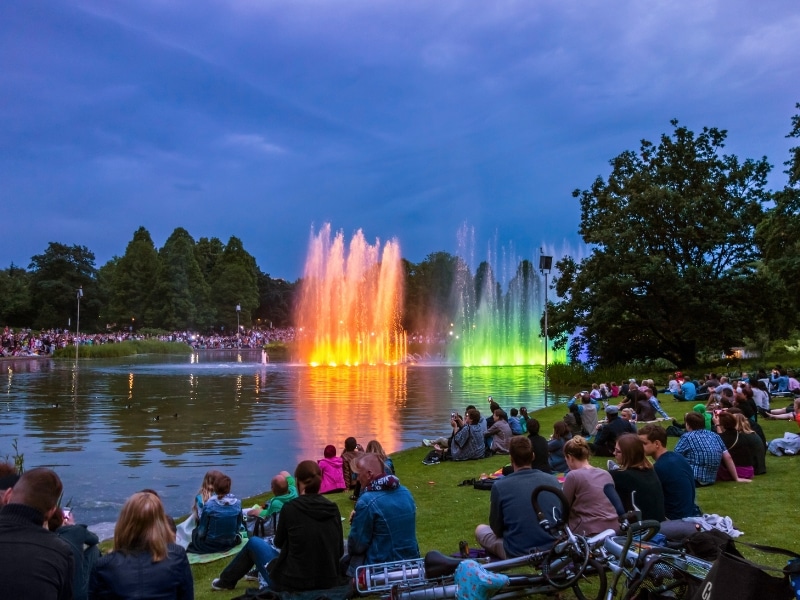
[442, 409, 486, 461]
[589, 405, 636, 457]
[212, 460, 349, 594]
[341, 437, 363, 496]
[761, 397, 800, 426]
[608, 434, 665, 522]
[474, 436, 560, 559]
[674, 412, 751, 487]
[246, 471, 297, 538]
[547, 420, 571, 473]
[341, 453, 419, 577]
[714, 411, 766, 478]
[638, 424, 701, 519]
[188, 473, 243, 554]
[319, 446, 347, 494]
[484, 409, 512, 455]
[526, 418, 552, 473]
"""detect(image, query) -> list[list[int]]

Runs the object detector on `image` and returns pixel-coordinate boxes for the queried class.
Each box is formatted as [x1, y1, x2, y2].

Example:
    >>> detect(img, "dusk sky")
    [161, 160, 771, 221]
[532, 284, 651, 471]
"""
[2, 1, 798, 280]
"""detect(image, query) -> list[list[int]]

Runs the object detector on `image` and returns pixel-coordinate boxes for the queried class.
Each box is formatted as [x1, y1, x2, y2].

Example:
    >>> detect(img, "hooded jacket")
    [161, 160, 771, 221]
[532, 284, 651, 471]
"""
[268, 494, 348, 591]
[693, 404, 712, 430]
[319, 456, 347, 493]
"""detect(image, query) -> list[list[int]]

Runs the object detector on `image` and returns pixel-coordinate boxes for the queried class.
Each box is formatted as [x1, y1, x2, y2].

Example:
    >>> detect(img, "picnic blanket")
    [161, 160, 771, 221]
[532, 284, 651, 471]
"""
[187, 536, 248, 564]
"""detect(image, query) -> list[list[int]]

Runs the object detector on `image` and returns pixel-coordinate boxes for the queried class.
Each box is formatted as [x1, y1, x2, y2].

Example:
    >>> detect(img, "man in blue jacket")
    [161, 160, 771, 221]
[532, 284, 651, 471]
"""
[342, 453, 419, 576]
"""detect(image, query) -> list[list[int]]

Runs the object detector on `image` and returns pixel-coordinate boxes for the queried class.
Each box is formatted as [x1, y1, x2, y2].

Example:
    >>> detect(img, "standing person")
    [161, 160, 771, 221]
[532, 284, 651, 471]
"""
[474, 437, 560, 559]
[319, 445, 347, 494]
[609, 434, 665, 522]
[526, 418, 552, 473]
[674, 412, 751, 486]
[638, 425, 700, 519]
[188, 473, 243, 554]
[89, 491, 193, 599]
[0, 468, 73, 600]
[562, 437, 621, 536]
[342, 453, 419, 576]
[212, 461, 349, 593]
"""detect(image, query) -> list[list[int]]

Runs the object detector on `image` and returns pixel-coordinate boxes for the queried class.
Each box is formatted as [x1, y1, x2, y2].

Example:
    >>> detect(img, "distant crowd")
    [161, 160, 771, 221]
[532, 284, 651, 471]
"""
[0, 326, 297, 358]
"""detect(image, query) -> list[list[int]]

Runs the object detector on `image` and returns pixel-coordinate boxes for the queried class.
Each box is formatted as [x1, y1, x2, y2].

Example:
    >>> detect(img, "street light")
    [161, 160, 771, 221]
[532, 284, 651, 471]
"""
[236, 304, 241, 348]
[539, 254, 553, 406]
[75, 286, 83, 366]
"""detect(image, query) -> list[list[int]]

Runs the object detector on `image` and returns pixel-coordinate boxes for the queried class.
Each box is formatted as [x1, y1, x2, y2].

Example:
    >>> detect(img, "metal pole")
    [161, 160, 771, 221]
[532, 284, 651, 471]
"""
[76, 287, 83, 366]
[544, 272, 548, 407]
[236, 304, 241, 348]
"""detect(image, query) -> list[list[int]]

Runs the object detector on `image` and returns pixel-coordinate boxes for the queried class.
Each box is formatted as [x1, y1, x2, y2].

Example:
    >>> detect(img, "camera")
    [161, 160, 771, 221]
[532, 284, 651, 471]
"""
[451, 412, 457, 419]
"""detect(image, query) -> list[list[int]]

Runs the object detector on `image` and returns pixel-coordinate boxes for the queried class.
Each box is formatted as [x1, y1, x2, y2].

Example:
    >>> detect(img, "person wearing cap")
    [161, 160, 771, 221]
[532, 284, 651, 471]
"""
[0, 467, 74, 600]
[589, 405, 636, 457]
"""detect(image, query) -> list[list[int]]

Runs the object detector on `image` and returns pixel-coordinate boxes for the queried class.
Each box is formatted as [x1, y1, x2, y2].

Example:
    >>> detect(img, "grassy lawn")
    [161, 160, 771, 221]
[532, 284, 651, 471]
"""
[187, 399, 798, 600]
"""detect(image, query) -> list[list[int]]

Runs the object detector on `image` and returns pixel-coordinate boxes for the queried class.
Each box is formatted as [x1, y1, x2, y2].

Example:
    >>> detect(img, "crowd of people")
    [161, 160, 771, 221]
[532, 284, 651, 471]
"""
[2, 368, 797, 599]
[0, 326, 296, 357]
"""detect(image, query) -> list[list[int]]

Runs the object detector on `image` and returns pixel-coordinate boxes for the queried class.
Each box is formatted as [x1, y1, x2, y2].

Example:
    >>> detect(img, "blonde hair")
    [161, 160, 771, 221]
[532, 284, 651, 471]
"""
[365, 440, 388, 462]
[114, 492, 173, 562]
[564, 435, 591, 461]
[193, 470, 223, 517]
[733, 413, 754, 434]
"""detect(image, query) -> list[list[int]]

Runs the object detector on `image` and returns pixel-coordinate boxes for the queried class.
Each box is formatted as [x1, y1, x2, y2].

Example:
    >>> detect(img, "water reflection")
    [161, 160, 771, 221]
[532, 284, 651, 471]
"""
[0, 352, 569, 527]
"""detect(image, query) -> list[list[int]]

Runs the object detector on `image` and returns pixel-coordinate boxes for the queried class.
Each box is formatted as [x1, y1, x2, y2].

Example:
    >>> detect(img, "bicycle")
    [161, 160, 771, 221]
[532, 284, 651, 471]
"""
[356, 485, 610, 600]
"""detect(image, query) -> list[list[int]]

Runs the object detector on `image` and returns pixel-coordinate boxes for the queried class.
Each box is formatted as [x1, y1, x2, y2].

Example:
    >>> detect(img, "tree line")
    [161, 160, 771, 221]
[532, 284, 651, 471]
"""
[2, 105, 799, 368]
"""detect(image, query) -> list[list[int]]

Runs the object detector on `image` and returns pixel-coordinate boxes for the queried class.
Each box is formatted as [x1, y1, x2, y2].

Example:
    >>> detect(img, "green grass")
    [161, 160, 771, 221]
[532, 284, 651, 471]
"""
[52, 340, 193, 359]
[184, 398, 799, 599]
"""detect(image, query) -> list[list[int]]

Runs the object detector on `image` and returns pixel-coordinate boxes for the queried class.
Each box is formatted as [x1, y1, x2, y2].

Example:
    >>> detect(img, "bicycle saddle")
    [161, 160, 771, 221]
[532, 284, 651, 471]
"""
[424, 550, 466, 578]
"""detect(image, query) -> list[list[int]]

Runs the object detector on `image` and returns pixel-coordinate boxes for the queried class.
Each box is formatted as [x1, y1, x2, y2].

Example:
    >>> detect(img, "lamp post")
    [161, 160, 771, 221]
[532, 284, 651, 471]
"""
[236, 304, 241, 348]
[539, 254, 553, 406]
[75, 286, 83, 366]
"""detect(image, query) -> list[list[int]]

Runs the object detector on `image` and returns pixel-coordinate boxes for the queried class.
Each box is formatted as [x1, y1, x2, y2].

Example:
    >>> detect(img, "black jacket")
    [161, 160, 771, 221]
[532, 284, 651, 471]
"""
[89, 543, 193, 600]
[269, 493, 349, 592]
[0, 503, 74, 600]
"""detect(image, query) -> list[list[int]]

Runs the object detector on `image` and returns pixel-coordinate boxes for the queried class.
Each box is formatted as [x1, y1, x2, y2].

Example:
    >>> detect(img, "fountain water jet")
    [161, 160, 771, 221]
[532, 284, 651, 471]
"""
[295, 224, 407, 366]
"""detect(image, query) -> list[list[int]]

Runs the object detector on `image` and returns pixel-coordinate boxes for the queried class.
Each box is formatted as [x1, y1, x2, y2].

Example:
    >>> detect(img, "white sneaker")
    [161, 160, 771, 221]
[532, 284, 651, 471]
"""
[422, 439, 433, 447]
[607, 460, 620, 471]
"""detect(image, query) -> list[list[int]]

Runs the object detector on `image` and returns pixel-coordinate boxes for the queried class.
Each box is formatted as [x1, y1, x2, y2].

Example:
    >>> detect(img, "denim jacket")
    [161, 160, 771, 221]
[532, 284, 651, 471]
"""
[196, 494, 243, 544]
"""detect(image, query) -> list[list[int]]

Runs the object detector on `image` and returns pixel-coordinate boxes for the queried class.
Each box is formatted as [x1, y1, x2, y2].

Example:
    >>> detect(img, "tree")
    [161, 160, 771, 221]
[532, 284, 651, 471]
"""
[0, 264, 33, 326]
[105, 227, 160, 329]
[146, 228, 214, 330]
[403, 252, 460, 335]
[28, 243, 99, 330]
[550, 120, 771, 367]
[255, 271, 295, 328]
[209, 236, 260, 331]
[195, 236, 225, 282]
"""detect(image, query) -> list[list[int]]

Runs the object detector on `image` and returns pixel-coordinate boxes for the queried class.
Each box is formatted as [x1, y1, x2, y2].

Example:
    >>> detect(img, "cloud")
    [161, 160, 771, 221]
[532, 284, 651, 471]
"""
[221, 133, 288, 156]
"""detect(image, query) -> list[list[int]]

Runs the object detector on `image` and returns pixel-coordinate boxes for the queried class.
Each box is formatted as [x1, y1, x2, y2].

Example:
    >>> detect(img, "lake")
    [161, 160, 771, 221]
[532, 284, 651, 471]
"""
[0, 350, 570, 534]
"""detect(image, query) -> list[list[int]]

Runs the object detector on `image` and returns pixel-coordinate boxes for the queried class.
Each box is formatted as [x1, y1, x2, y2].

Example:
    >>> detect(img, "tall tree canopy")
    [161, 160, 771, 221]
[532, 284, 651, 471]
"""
[550, 120, 772, 367]
[105, 226, 160, 328]
[209, 236, 260, 331]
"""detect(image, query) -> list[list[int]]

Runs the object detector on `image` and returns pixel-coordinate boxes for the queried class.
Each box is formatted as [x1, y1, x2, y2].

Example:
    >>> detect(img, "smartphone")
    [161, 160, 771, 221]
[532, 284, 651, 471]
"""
[451, 412, 457, 419]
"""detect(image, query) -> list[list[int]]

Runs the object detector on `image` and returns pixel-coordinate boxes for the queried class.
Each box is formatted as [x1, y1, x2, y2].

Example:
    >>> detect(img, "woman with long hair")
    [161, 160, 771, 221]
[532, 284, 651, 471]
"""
[212, 460, 348, 593]
[547, 420, 571, 473]
[561, 436, 620, 536]
[366, 440, 395, 475]
[89, 491, 193, 599]
[609, 433, 665, 521]
[715, 411, 761, 480]
[191, 469, 223, 520]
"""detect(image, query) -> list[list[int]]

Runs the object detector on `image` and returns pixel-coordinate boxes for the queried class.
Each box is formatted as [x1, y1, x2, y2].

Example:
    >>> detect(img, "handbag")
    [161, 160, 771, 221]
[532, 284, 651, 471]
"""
[691, 539, 800, 600]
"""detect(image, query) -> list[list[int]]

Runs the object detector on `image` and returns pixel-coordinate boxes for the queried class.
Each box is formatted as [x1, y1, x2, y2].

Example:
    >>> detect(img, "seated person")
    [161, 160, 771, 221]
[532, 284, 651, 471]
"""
[673, 374, 697, 402]
[526, 418, 552, 473]
[475, 437, 560, 559]
[609, 434, 665, 522]
[342, 453, 419, 576]
[49, 506, 100, 600]
[715, 411, 766, 479]
[188, 473, 243, 553]
[443, 409, 486, 461]
[246, 471, 298, 537]
[212, 461, 348, 593]
[589, 406, 636, 457]
[340, 437, 363, 493]
[484, 409, 512, 454]
[562, 437, 622, 536]
[191, 469, 223, 523]
[319, 446, 347, 494]
[674, 413, 751, 487]
[761, 397, 800, 425]
[508, 408, 524, 435]
[638, 424, 700, 519]
[547, 421, 571, 473]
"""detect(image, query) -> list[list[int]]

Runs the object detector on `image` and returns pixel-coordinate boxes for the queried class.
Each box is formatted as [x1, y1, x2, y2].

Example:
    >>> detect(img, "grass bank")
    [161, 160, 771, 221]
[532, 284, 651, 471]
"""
[186, 399, 798, 599]
[53, 340, 193, 359]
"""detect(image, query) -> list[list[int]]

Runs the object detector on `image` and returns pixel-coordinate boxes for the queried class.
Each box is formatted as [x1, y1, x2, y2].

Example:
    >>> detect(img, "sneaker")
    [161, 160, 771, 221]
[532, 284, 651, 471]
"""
[244, 569, 259, 582]
[211, 578, 235, 591]
[422, 438, 433, 447]
[607, 460, 620, 471]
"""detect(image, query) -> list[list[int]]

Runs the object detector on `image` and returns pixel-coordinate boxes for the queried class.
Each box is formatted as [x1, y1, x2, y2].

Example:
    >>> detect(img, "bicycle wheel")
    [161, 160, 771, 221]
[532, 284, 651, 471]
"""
[541, 534, 590, 589]
[570, 558, 607, 600]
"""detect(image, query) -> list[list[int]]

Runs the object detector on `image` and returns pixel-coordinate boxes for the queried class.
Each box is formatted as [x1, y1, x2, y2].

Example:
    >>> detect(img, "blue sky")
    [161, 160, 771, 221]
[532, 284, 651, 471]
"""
[2, 1, 798, 280]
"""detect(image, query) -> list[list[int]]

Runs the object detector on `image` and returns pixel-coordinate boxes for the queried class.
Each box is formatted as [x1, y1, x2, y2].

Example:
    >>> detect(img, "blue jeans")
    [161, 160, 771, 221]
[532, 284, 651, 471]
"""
[218, 537, 279, 588]
[649, 398, 669, 419]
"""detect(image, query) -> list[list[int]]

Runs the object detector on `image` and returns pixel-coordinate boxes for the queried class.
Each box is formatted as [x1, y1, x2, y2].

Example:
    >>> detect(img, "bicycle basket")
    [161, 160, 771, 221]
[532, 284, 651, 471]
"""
[356, 558, 427, 594]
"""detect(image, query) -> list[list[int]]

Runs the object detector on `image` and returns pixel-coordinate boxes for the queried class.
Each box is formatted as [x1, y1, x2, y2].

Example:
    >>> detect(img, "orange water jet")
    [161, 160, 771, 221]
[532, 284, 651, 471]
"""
[295, 224, 407, 366]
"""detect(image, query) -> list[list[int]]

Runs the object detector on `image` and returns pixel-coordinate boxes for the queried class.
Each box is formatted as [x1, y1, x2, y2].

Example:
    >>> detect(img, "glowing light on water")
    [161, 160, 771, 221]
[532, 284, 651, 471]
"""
[295, 224, 407, 366]
[449, 225, 567, 366]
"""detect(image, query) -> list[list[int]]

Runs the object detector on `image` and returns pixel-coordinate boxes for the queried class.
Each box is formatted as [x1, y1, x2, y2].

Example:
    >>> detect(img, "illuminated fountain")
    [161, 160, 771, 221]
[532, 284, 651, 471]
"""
[448, 225, 567, 367]
[295, 224, 407, 366]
